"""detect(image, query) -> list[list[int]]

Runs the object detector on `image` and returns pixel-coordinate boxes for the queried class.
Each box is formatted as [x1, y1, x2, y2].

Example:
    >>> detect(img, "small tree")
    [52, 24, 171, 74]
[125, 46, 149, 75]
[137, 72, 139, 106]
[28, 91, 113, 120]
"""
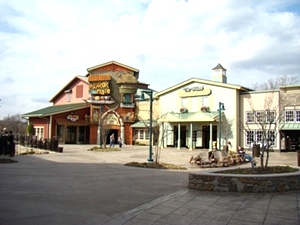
[27, 123, 35, 136]
[240, 92, 282, 169]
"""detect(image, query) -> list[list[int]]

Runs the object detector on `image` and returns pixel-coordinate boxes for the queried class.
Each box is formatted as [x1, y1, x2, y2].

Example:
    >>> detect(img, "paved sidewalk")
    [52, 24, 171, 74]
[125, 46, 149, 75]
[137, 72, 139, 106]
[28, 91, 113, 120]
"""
[0, 145, 299, 225]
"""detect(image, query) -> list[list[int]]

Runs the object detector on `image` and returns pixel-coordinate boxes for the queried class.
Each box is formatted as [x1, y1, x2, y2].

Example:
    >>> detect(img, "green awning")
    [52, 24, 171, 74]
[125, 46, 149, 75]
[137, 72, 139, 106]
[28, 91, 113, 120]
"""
[22, 103, 89, 117]
[131, 120, 157, 128]
[280, 123, 300, 130]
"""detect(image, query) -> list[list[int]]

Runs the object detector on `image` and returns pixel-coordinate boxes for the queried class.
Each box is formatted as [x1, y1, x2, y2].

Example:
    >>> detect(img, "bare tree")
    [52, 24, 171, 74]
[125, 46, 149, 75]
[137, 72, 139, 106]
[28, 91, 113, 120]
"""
[240, 93, 283, 169]
[0, 114, 27, 135]
[251, 75, 299, 90]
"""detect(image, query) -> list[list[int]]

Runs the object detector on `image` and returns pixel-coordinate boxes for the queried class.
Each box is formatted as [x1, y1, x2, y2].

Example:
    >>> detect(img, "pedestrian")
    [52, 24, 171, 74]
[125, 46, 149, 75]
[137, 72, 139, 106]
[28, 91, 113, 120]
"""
[109, 133, 115, 148]
[237, 145, 253, 161]
[8, 131, 15, 157]
[118, 136, 122, 148]
[1, 128, 9, 155]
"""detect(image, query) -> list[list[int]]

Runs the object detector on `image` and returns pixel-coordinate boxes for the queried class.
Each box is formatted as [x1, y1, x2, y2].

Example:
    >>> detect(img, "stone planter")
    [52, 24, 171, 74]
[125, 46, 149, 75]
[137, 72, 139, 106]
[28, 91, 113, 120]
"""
[188, 169, 300, 192]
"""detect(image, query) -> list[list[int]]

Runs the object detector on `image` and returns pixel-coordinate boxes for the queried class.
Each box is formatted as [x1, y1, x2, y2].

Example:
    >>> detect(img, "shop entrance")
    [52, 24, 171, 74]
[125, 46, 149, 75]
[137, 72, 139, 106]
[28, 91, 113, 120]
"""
[202, 125, 217, 148]
[281, 130, 300, 151]
[65, 126, 76, 144]
[106, 129, 118, 147]
[173, 126, 187, 147]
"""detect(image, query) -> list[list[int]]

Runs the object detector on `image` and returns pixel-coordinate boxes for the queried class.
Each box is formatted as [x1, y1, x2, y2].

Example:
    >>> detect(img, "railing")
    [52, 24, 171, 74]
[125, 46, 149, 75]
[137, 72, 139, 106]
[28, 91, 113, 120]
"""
[17, 136, 59, 152]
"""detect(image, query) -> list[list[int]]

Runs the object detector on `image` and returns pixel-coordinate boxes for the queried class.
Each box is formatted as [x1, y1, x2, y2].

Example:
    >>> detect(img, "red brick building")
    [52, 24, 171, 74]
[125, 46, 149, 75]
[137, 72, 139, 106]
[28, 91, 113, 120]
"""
[23, 61, 150, 145]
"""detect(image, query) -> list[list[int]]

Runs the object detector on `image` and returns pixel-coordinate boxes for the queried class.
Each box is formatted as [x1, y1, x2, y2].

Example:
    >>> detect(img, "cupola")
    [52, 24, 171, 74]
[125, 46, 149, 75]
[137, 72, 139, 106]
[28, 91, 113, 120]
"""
[212, 63, 227, 83]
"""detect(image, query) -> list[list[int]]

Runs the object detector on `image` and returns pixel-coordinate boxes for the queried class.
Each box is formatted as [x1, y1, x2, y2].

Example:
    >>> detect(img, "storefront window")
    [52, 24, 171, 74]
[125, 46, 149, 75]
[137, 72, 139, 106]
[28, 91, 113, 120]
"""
[285, 110, 294, 122]
[246, 112, 255, 123]
[34, 127, 44, 140]
[285, 109, 300, 122]
[246, 130, 254, 146]
[145, 130, 149, 140]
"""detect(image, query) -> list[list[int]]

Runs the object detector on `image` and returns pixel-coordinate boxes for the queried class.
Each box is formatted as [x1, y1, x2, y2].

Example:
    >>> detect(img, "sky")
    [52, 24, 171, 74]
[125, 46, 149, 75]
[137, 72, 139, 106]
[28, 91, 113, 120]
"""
[0, 0, 300, 119]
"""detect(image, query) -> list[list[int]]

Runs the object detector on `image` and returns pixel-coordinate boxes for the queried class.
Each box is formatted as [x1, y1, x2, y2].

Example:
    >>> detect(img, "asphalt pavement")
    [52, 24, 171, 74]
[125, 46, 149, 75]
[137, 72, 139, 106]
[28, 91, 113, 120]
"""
[0, 144, 299, 225]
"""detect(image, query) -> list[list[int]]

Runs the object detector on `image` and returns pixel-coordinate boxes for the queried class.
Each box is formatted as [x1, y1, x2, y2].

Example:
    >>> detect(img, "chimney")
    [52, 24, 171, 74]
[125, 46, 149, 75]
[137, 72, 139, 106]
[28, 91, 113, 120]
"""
[212, 63, 227, 83]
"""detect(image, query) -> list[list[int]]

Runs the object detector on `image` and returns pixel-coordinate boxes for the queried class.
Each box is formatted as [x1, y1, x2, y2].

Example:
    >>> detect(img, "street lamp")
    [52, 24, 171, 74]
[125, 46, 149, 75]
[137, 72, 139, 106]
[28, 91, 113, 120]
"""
[140, 90, 153, 163]
[218, 102, 225, 150]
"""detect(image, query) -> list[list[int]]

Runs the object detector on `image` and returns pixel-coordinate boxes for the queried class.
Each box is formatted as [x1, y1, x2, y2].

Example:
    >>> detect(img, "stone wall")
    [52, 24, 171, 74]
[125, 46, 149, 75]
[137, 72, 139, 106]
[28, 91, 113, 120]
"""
[188, 171, 300, 192]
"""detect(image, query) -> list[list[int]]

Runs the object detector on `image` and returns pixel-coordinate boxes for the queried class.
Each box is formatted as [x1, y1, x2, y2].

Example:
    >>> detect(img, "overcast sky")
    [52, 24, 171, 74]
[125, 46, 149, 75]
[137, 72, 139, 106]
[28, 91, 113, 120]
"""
[1, 0, 300, 119]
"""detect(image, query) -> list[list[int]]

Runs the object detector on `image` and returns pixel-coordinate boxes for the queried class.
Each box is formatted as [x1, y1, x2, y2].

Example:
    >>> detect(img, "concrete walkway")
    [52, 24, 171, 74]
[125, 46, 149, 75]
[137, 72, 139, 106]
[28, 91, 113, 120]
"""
[0, 145, 299, 224]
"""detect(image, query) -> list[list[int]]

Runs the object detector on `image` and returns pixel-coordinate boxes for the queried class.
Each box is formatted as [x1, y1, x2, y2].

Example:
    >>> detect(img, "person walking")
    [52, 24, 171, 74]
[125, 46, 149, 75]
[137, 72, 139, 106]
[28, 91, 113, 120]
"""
[118, 137, 123, 148]
[8, 131, 15, 157]
[109, 133, 115, 148]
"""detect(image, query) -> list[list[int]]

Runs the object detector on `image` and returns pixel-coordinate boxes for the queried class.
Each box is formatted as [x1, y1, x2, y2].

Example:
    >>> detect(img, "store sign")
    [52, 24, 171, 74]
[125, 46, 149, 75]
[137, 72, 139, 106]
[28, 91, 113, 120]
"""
[183, 86, 204, 92]
[178, 85, 211, 97]
[89, 81, 111, 95]
[67, 114, 79, 122]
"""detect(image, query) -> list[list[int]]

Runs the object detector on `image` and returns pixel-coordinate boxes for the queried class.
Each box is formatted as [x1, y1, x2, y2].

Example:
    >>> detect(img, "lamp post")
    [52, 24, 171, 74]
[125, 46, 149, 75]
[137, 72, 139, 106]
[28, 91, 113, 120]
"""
[218, 102, 225, 150]
[141, 90, 153, 163]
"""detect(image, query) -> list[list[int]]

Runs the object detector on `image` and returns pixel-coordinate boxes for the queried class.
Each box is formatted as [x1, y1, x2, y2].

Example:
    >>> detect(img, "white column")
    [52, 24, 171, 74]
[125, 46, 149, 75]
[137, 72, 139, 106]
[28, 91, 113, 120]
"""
[177, 123, 181, 150]
[209, 122, 213, 151]
[189, 123, 193, 151]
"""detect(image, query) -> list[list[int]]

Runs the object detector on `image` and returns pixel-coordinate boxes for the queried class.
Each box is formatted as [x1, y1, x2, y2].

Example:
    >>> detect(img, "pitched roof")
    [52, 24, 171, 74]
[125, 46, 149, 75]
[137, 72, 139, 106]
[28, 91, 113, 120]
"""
[131, 120, 158, 128]
[155, 77, 252, 97]
[212, 63, 226, 71]
[49, 75, 89, 102]
[22, 103, 89, 118]
[87, 60, 139, 73]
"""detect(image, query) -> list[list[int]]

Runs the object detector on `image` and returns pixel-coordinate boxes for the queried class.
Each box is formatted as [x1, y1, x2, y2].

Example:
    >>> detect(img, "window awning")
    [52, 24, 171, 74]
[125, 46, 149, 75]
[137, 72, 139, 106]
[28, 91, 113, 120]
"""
[131, 120, 157, 128]
[280, 123, 300, 130]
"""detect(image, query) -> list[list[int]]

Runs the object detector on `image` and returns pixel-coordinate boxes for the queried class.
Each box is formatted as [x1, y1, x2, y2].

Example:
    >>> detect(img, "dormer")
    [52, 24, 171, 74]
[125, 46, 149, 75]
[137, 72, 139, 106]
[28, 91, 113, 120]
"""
[212, 63, 227, 83]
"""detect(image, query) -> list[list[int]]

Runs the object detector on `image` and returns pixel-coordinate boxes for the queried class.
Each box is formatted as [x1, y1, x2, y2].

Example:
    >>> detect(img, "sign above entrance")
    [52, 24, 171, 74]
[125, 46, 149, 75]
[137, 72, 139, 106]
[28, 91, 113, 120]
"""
[104, 114, 120, 125]
[66, 114, 79, 122]
[88, 75, 112, 95]
[178, 86, 211, 97]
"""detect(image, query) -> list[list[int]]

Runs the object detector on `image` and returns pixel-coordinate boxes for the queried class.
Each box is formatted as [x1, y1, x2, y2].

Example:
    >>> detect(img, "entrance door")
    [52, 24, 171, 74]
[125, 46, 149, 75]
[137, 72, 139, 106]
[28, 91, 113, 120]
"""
[202, 125, 217, 148]
[65, 126, 76, 144]
[173, 126, 187, 147]
[106, 129, 118, 147]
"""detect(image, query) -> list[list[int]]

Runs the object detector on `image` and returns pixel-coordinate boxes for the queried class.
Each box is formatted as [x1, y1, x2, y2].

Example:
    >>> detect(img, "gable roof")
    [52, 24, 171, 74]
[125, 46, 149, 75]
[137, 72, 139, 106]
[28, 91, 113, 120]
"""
[49, 75, 89, 102]
[212, 63, 227, 71]
[86, 60, 139, 73]
[22, 103, 89, 118]
[155, 77, 252, 97]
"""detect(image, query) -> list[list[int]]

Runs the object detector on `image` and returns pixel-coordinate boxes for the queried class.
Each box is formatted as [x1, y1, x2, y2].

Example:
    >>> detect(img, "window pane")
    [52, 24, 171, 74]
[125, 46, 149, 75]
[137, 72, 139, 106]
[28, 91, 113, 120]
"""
[266, 111, 275, 123]
[285, 110, 294, 122]
[255, 111, 264, 123]
[267, 131, 275, 147]
[296, 110, 300, 122]
[246, 112, 255, 123]
[256, 130, 263, 143]
[134, 130, 139, 139]
[145, 130, 149, 140]
[140, 130, 144, 140]
[246, 130, 255, 146]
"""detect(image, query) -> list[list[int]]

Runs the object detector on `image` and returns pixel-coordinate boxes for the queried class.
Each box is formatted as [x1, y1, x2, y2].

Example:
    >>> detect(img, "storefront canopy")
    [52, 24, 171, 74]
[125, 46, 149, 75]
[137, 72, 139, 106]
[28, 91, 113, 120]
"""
[159, 111, 220, 123]
[280, 123, 300, 130]
[131, 120, 158, 128]
[22, 103, 89, 118]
